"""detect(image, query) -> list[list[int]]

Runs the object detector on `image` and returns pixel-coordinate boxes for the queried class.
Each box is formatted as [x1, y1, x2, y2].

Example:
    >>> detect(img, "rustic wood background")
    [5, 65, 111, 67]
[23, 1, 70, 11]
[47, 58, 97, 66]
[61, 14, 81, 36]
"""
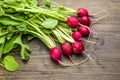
[0, 0, 120, 80]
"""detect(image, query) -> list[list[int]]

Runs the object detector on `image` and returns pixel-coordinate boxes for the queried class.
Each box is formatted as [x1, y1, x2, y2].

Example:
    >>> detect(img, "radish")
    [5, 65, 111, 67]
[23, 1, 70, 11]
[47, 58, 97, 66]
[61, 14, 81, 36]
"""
[72, 41, 93, 61]
[77, 8, 107, 17]
[79, 15, 109, 26]
[61, 42, 77, 65]
[78, 26, 90, 36]
[50, 47, 74, 67]
[77, 8, 89, 17]
[77, 8, 109, 26]
[72, 31, 96, 43]
[66, 16, 79, 28]
[78, 26, 99, 39]
[72, 31, 82, 41]
[72, 41, 84, 54]
[81, 13, 110, 26]
[80, 16, 91, 26]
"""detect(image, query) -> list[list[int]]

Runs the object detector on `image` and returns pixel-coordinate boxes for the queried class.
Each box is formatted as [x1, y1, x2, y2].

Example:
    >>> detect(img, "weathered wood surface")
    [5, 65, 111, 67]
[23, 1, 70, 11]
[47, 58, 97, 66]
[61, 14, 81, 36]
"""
[0, 0, 120, 80]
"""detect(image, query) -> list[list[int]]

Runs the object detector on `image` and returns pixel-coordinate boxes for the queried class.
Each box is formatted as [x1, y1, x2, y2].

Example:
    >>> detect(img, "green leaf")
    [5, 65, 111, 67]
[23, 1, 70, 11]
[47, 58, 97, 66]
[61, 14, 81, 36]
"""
[0, 36, 6, 59]
[4, 14, 24, 21]
[41, 28, 52, 34]
[0, 44, 5, 59]
[3, 34, 19, 54]
[27, 0, 38, 6]
[2, 55, 19, 72]
[43, 0, 51, 8]
[13, 34, 31, 60]
[0, 36, 6, 44]
[0, 7, 5, 16]
[41, 18, 58, 29]
[13, 34, 22, 45]
[15, 22, 28, 31]
[4, 0, 17, 5]
[0, 16, 20, 25]
[27, 35, 35, 41]
[6, 32, 14, 40]
[0, 27, 6, 58]
[20, 44, 31, 60]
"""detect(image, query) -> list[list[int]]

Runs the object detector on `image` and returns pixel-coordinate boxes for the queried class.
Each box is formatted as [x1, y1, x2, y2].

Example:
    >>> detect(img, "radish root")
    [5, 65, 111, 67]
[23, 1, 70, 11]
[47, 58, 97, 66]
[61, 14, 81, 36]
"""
[92, 12, 110, 23]
[76, 57, 89, 65]
[82, 51, 95, 61]
[69, 56, 78, 65]
[58, 60, 75, 67]
[90, 9, 107, 17]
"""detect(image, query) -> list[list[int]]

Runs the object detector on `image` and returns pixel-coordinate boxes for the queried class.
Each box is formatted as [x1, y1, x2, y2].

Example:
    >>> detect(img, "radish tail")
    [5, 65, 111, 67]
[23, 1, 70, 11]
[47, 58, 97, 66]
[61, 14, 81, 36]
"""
[82, 38, 96, 44]
[82, 51, 94, 61]
[91, 32, 99, 40]
[87, 32, 92, 40]
[90, 9, 107, 17]
[92, 12, 110, 23]
[69, 56, 77, 65]
[76, 57, 89, 65]
[58, 60, 75, 67]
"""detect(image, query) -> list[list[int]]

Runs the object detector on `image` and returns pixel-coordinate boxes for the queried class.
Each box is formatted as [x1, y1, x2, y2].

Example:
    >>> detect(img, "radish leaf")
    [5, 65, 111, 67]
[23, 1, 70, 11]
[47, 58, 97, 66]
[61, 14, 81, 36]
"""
[0, 16, 20, 25]
[41, 18, 58, 29]
[2, 55, 19, 72]
[3, 34, 19, 54]
[13, 34, 31, 60]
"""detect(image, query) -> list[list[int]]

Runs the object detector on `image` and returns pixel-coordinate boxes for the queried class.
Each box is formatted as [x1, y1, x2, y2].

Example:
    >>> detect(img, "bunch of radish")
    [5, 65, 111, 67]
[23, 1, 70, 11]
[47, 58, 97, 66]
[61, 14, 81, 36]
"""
[50, 8, 99, 67]
[44, 0, 109, 67]
[50, 5, 110, 66]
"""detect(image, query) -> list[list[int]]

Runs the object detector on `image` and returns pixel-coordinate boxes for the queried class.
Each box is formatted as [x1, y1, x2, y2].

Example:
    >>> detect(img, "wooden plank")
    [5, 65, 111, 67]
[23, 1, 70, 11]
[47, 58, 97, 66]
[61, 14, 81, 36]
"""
[0, 0, 120, 80]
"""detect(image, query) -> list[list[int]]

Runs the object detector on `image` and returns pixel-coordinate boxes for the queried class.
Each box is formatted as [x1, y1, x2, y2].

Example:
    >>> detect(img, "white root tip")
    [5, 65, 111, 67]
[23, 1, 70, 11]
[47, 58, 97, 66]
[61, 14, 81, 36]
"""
[58, 60, 75, 67]
[69, 56, 78, 65]
[90, 9, 108, 17]
[92, 12, 110, 23]
[76, 57, 89, 65]
[91, 32, 99, 40]
[82, 38, 96, 44]
[83, 51, 95, 61]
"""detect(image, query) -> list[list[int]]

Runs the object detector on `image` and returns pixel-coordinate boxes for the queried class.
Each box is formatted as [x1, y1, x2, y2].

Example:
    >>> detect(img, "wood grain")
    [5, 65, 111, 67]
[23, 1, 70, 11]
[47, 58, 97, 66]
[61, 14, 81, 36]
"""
[0, 0, 120, 80]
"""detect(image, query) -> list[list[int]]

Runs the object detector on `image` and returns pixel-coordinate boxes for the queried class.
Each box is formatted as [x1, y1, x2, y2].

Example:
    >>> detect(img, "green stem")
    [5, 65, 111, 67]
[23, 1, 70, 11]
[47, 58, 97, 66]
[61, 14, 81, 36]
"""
[25, 30, 54, 49]
[55, 28, 74, 43]
[50, 1, 76, 12]
[25, 22, 56, 48]
[57, 27, 74, 43]
[52, 29, 65, 44]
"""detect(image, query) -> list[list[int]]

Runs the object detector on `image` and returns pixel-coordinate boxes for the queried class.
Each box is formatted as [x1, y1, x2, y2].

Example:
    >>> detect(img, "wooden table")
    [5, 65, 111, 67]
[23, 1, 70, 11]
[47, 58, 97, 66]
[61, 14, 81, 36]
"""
[0, 0, 120, 80]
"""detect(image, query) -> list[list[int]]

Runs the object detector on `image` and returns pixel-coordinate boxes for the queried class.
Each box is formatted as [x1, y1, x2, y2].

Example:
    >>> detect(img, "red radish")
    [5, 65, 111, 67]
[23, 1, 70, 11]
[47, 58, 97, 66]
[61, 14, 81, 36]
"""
[72, 41, 93, 61]
[78, 26, 99, 39]
[72, 41, 84, 54]
[80, 16, 91, 26]
[77, 8, 89, 17]
[66, 16, 79, 28]
[50, 47, 74, 67]
[72, 31, 82, 41]
[78, 26, 90, 36]
[77, 8, 107, 17]
[79, 12, 110, 26]
[72, 31, 96, 43]
[61, 42, 77, 65]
